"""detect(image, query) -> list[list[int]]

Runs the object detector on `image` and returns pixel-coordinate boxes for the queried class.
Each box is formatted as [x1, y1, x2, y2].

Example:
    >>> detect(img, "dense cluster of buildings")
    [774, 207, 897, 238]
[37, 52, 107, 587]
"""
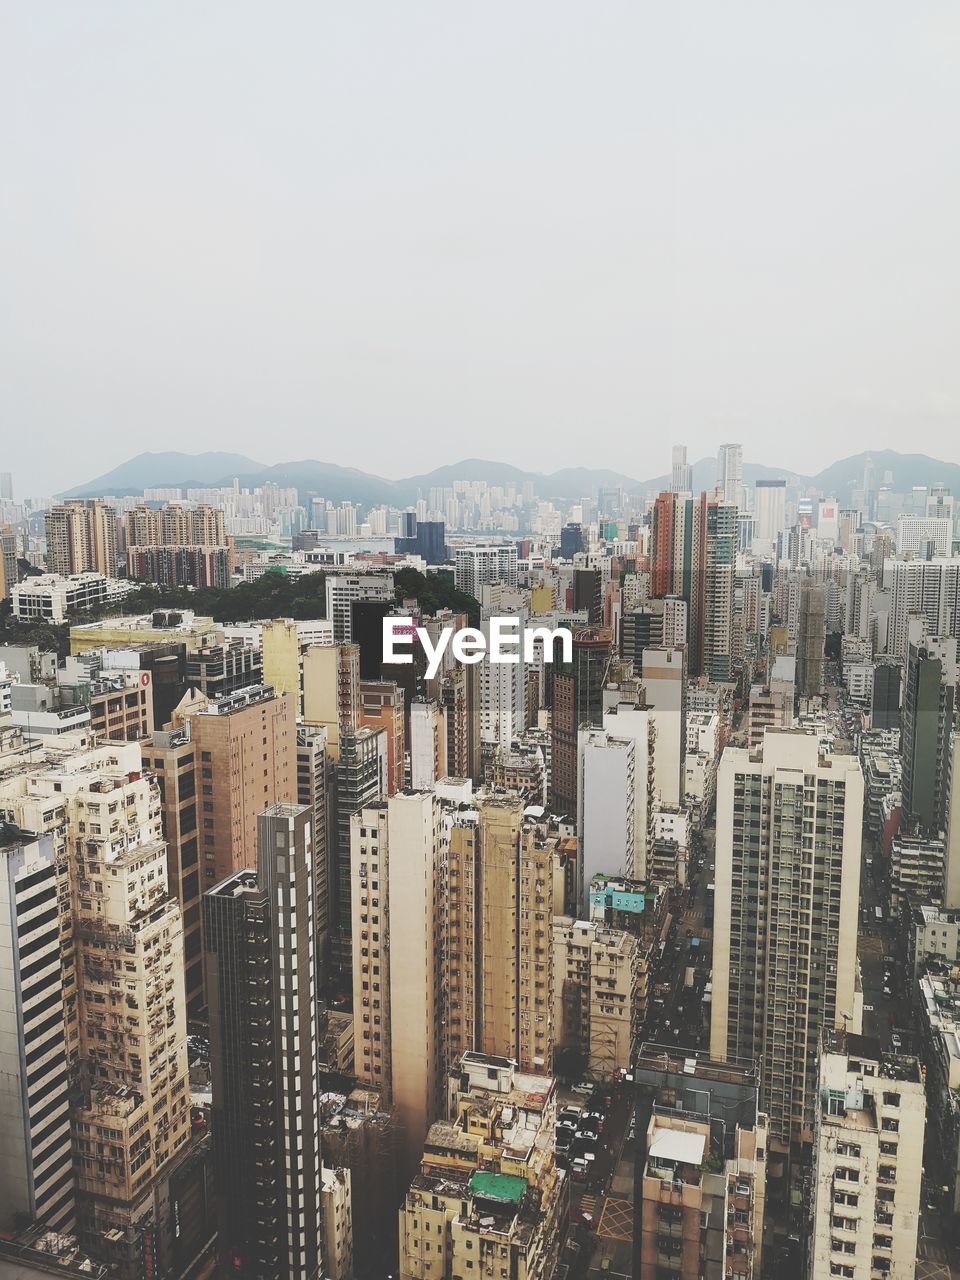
[3, 444, 960, 1276]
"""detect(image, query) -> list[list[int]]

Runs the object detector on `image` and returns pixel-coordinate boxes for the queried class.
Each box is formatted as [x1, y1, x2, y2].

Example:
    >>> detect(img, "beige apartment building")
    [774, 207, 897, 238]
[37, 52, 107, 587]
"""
[446, 794, 556, 1072]
[553, 916, 638, 1078]
[46, 500, 118, 577]
[303, 642, 360, 762]
[809, 1032, 925, 1280]
[351, 791, 446, 1180]
[143, 728, 205, 1015]
[398, 1052, 566, 1280]
[0, 734, 191, 1277]
[123, 503, 226, 548]
[175, 683, 296, 885]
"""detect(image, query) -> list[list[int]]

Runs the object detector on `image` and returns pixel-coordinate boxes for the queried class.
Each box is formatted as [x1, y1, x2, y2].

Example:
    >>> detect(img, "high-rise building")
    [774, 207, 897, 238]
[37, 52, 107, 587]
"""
[358, 678, 405, 793]
[297, 724, 331, 1002]
[0, 825, 76, 1233]
[810, 1032, 925, 1280]
[409, 698, 447, 788]
[0, 737, 192, 1276]
[350, 792, 445, 1178]
[303, 643, 360, 763]
[478, 612, 527, 749]
[124, 503, 226, 548]
[752, 479, 786, 551]
[0, 471, 12, 500]
[446, 795, 557, 1074]
[324, 572, 394, 644]
[710, 731, 863, 1155]
[888, 556, 960, 661]
[453, 544, 518, 596]
[331, 727, 387, 981]
[650, 491, 736, 678]
[795, 581, 826, 698]
[901, 624, 956, 835]
[205, 804, 323, 1280]
[44, 500, 118, 577]
[871, 657, 902, 731]
[577, 728, 636, 909]
[717, 441, 743, 506]
[641, 645, 686, 808]
[0, 524, 17, 600]
[702, 494, 737, 681]
[671, 444, 692, 494]
[602, 698, 655, 880]
[896, 512, 952, 558]
[144, 728, 206, 1016]
[550, 627, 611, 816]
[127, 543, 231, 588]
[179, 685, 297, 886]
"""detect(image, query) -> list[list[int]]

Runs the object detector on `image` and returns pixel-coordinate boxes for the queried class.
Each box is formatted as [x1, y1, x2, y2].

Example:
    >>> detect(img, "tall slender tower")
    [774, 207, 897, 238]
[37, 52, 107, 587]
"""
[550, 628, 611, 816]
[717, 442, 743, 507]
[205, 804, 322, 1280]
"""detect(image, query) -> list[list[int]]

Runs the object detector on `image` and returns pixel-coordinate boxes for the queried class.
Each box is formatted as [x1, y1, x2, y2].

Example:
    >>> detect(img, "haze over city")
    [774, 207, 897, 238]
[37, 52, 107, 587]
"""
[3, 2, 960, 494]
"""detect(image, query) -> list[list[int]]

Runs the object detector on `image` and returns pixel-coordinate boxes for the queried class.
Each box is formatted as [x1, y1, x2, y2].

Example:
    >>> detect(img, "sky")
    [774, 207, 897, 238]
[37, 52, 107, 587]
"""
[2, 2, 959, 497]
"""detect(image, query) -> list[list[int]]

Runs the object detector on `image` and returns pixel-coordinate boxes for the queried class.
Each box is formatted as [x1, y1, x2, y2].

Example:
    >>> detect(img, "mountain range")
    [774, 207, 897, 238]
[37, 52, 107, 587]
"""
[61, 448, 960, 508]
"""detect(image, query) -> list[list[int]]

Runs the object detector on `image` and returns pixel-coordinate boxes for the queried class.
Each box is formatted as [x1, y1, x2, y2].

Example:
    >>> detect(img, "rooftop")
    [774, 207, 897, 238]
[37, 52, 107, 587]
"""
[469, 1170, 527, 1205]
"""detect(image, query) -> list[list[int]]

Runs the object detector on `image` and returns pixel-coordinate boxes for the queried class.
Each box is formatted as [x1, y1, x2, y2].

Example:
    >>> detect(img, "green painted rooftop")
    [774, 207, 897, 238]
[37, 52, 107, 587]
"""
[468, 1171, 527, 1204]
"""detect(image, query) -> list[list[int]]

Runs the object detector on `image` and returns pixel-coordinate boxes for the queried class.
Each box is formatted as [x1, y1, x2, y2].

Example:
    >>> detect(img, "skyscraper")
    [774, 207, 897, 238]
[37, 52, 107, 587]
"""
[205, 804, 322, 1280]
[795, 581, 826, 697]
[0, 825, 76, 1233]
[717, 441, 743, 506]
[901, 625, 956, 835]
[577, 728, 636, 909]
[671, 444, 692, 494]
[752, 479, 786, 551]
[710, 731, 863, 1156]
[350, 791, 445, 1179]
[650, 491, 735, 678]
[550, 627, 611, 816]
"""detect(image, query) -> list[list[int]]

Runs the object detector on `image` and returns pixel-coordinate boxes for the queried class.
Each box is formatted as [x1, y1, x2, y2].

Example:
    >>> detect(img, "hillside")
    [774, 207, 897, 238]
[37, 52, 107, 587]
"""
[63, 448, 960, 507]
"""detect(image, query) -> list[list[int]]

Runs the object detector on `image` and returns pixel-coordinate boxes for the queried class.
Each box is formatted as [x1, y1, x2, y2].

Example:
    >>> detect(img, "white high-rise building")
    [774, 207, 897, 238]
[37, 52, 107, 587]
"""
[896, 513, 952, 558]
[324, 571, 395, 643]
[710, 731, 864, 1150]
[577, 729, 636, 911]
[454, 544, 519, 596]
[478, 612, 527, 748]
[717, 442, 743, 507]
[603, 700, 655, 880]
[752, 479, 787, 553]
[887, 556, 960, 661]
[671, 444, 692, 494]
[809, 1032, 925, 1280]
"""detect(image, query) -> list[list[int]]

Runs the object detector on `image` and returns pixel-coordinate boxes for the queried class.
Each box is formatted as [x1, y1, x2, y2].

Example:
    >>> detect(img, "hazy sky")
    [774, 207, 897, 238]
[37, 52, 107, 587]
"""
[3, 3, 958, 496]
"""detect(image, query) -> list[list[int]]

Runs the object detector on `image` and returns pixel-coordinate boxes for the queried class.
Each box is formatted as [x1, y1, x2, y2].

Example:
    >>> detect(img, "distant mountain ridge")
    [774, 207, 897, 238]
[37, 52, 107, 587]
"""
[62, 448, 960, 507]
